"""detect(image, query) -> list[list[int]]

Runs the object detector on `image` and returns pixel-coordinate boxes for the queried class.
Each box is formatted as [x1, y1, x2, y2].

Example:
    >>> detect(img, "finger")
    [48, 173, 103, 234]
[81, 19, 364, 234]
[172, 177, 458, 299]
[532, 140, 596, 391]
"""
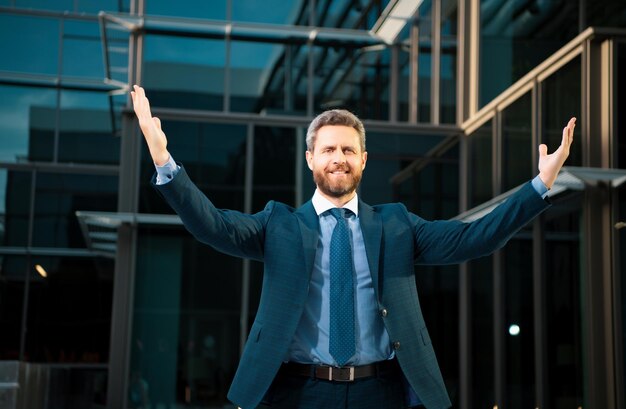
[153, 117, 161, 129]
[538, 144, 548, 158]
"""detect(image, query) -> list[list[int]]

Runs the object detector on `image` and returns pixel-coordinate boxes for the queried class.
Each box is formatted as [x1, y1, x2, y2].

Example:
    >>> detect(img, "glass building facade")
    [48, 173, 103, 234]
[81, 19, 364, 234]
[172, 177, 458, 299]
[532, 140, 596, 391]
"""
[0, 1, 624, 408]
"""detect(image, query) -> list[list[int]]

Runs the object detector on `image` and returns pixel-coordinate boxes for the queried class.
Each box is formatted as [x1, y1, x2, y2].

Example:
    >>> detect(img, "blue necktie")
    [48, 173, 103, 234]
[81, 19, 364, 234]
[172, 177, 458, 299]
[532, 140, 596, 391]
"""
[328, 208, 355, 366]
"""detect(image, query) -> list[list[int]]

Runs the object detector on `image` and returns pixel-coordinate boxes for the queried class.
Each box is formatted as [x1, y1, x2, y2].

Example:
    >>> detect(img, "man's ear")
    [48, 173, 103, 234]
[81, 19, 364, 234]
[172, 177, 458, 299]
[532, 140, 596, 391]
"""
[305, 150, 314, 170]
[361, 151, 368, 170]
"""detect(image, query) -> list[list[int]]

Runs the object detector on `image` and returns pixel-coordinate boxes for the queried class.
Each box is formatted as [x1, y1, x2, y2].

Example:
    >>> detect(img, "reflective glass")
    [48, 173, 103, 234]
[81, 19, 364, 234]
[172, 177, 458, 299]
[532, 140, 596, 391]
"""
[145, 0, 226, 20]
[1, 170, 32, 247]
[24, 256, 113, 363]
[313, 46, 390, 120]
[232, 0, 301, 25]
[46, 367, 108, 408]
[502, 92, 532, 191]
[541, 57, 582, 167]
[544, 193, 584, 408]
[470, 255, 494, 408]
[468, 120, 492, 208]
[230, 41, 293, 113]
[131, 227, 243, 408]
[0, 86, 57, 164]
[503, 238, 535, 409]
[252, 127, 296, 211]
[14, 0, 72, 10]
[0, 14, 60, 75]
[76, 0, 127, 13]
[441, 0, 457, 124]
[61, 20, 104, 78]
[361, 132, 448, 206]
[143, 36, 226, 111]
[417, 2, 432, 123]
[32, 173, 118, 248]
[619, 41, 626, 400]
[58, 91, 117, 164]
[0, 256, 27, 360]
[139, 121, 247, 214]
[479, 0, 579, 107]
[586, 0, 626, 27]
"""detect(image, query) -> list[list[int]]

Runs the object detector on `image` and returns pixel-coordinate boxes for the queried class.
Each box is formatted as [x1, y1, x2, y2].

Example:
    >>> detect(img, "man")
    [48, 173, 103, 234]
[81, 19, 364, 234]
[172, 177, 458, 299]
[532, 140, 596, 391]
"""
[131, 85, 575, 409]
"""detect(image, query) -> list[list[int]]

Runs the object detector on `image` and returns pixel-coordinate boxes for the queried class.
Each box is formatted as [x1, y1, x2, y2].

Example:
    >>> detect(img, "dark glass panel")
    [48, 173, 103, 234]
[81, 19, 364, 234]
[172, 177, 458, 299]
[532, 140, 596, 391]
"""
[32, 173, 117, 248]
[56, 91, 117, 164]
[618, 43, 626, 169]
[46, 366, 108, 409]
[139, 122, 247, 214]
[544, 193, 584, 408]
[620, 184, 626, 398]
[145, 0, 226, 20]
[586, 0, 626, 27]
[0, 86, 57, 164]
[468, 120, 493, 208]
[143, 36, 225, 111]
[503, 238, 535, 409]
[0, 256, 27, 360]
[470, 255, 495, 408]
[253, 127, 296, 211]
[541, 57, 582, 167]
[502, 92, 532, 191]
[131, 226, 242, 408]
[480, 0, 579, 106]
[14, 0, 72, 10]
[61, 20, 104, 78]
[24, 256, 113, 363]
[76, 0, 127, 13]
[363, 132, 447, 206]
[313, 45, 389, 121]
[0, 14, 59, 75]
[1, 170, 32, 247]
[441, 0, 458, 124]
[232, 0, 301, 25]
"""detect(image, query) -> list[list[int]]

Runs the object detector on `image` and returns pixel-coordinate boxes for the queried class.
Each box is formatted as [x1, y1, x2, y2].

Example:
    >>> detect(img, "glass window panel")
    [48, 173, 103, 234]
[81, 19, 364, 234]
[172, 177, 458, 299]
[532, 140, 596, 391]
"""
[146, 0, 226, 20]
[469, 120, 493, 208]
[470, 255, 495, 408]
[586, 0, 626, 27]
[139, 122, 247, 214]
[58, 91, 117, 164]
[232, 0, 301, 24]
[24, 256, 113, 363]
[61, 20, 104, 78]
[14, 0, 72, 10]
[46, 367, 108, 408]
[480, 0, 579, 107]
[541, 56, 582, 167]
[440, 0, 458, 124]
[417, 3, 432, 123]
[617, 42, 626, 169]
[544, 193, 584, 408]
[76, 0, 126, 13]
[503, 238, 535, 409]
[502, 92, 532, 191]
[0, 256, 27, 360]
[0, 86, 57, 164]
[230, 41, 290, 113]
[1, 169, 33, 247]
[0, 15, 60, 75]
[32, 173, 118, 248]
[619, 185, 626, 398]
[130, 226, 242, 408]
[253, 127, 296, 211]
[143, 36, 225, 111]
[362, 132, 446, 205]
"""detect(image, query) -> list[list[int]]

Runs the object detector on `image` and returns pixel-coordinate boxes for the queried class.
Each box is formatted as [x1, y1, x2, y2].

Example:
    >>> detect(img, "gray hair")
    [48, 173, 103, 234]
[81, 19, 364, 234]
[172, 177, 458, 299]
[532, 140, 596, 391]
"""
[305, 109, 366, 152]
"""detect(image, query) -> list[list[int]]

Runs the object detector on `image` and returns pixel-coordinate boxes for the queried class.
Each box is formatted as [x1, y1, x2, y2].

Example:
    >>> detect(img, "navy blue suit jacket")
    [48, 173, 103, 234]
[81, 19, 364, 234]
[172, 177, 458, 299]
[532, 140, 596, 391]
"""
[154, 166, 550, 409]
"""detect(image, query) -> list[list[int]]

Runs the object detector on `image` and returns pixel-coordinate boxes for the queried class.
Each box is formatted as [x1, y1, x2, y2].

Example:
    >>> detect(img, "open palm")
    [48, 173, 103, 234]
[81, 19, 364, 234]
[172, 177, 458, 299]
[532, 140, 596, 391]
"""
[131, 85, 170, 166]
[538, 117, 576, 189]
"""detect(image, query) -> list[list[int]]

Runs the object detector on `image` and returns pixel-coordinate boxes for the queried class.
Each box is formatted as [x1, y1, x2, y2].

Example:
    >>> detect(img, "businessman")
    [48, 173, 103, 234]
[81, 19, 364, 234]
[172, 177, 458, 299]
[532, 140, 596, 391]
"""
[131, 85, 575, 409]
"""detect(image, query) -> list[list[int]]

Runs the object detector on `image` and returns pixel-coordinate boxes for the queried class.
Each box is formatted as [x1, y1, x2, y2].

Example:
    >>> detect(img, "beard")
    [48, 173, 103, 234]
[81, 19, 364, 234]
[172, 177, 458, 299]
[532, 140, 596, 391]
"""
[312, 164, 362, 198]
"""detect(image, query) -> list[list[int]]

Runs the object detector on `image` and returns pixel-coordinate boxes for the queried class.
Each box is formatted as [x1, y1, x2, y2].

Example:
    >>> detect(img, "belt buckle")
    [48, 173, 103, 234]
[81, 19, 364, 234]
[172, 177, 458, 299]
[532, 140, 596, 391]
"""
[328, 366, 355, 382]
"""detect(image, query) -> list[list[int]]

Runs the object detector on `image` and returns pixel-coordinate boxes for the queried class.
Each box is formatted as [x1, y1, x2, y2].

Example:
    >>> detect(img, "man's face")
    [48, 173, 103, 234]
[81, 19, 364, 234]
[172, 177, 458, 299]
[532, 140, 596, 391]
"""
[305, 125, 367, 200]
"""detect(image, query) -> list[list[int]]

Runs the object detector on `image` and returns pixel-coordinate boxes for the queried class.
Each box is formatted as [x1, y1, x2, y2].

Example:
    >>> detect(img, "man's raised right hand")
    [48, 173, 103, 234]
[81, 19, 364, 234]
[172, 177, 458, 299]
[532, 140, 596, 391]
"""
[131, 85, 170, 166]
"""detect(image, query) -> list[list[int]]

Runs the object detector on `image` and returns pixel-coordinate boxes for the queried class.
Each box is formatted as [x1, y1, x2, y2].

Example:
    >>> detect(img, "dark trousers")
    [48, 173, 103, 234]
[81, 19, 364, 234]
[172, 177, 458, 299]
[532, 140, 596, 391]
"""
[256, 363, 406, 409]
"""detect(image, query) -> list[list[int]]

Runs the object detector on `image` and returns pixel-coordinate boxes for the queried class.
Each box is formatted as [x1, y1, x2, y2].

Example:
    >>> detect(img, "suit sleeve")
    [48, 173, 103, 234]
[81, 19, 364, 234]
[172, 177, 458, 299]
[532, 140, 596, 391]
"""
[152, 165, 269, 262]
[409, 181, 550, 265]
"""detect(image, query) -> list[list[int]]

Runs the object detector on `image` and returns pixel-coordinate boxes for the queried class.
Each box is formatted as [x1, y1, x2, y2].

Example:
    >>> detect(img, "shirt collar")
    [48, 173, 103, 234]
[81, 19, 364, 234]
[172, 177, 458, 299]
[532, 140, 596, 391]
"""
[311, 189, 359, 217]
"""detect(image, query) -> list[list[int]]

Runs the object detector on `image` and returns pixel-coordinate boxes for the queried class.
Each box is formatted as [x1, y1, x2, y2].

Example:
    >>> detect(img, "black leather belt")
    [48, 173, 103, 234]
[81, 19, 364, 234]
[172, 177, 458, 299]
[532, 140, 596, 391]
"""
[280, 359, 399, 382]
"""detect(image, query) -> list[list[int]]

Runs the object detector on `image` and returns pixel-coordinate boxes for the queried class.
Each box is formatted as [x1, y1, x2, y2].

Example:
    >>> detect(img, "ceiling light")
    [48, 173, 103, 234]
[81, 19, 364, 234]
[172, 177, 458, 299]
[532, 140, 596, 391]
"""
[35, 264, 48, 278]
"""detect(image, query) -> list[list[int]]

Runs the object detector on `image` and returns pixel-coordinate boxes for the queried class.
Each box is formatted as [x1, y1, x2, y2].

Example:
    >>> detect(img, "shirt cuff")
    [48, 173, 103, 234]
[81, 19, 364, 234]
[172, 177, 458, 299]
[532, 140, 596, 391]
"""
[531, 175, 549, 199]
[154, 155, 179, 185]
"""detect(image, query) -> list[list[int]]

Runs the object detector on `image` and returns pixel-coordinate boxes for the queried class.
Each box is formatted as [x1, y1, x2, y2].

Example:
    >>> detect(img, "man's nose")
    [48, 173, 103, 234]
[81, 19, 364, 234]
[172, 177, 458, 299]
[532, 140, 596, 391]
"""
[332, 149, 346, 163]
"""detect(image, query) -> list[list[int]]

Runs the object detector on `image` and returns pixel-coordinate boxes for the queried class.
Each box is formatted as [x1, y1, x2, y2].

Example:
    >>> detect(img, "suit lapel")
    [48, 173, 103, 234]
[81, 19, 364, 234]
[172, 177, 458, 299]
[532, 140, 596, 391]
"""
[295, 201, 320, 279]
[358, 201, 382, 300]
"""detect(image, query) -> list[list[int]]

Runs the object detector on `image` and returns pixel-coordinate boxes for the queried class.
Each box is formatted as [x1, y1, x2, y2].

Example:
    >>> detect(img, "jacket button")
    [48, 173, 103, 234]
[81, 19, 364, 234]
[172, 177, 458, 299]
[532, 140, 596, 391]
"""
[381, 308, 388, 317]
[392, 341, 401, 350]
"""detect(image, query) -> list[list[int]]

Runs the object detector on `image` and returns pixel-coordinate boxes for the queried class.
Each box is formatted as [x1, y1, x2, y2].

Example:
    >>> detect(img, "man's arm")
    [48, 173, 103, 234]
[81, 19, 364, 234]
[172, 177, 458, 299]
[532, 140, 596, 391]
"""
[412, 117, 576, 265]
